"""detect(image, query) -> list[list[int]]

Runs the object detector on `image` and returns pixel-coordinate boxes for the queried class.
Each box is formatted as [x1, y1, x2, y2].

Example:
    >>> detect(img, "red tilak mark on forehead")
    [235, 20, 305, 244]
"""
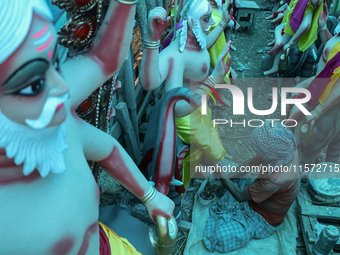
[36, 34, 54, 52]
[33, 24, 48, 39]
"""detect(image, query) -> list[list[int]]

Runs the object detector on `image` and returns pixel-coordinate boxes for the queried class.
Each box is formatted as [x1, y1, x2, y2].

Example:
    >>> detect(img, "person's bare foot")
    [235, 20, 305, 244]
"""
[264, 67, 279, 76]
[268, 43, 283, 55]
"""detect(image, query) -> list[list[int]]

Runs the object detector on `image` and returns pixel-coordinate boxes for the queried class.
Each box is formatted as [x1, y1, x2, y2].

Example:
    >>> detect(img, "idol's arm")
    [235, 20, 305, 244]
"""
[79, 121, 175, 222]
[139, 7, 172, 91]
[62, 0, 136, 107]
[207, 4, 233, 49]
[284, 11, 314, 51]
[318, 2, 332, 46]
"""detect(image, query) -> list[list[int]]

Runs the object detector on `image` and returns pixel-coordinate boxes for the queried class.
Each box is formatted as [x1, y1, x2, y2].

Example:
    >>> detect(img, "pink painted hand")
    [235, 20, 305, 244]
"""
[221, 0, 234, 25]
[211, 40, 232, 82]
[318, 2, 328, 29]
[144, 190, 175, 223]
[147, 7, 172, 41]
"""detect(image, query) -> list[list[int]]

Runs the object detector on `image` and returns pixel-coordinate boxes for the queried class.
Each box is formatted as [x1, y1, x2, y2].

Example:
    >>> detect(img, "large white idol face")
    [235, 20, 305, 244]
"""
[0, 13, 69, 129]
[199, 5, 215, 35]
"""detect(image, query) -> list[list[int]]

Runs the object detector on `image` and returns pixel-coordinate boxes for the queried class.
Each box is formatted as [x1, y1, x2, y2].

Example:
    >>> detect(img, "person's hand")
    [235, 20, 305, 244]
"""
[318, 2, 328, 30]
[146, 7, 172, 41]
[221, 1, 234, 25]
[205, 179, 223, 194]
[211, 41, 232, 81]
[143, 190, 175, 222]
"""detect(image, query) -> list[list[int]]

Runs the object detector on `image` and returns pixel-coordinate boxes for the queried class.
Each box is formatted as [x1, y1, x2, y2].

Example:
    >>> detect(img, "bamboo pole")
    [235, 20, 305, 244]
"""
[121, 46, 141, 147]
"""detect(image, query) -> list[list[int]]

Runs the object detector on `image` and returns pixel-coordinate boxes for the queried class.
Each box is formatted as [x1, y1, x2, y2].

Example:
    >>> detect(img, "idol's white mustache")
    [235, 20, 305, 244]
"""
[25, 93, 69, 129]
[205, 25, 212, 32]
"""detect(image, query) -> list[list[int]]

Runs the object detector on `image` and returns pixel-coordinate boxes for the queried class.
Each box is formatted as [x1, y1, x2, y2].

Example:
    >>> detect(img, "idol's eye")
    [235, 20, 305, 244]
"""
[204, 17, 210, 22]
[13, 76, 45, 96]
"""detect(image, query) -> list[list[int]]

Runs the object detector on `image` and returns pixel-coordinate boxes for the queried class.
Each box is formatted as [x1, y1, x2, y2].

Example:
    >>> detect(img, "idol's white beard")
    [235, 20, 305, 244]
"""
[192, 20, 207, 50]
[0, 109, 68, 178]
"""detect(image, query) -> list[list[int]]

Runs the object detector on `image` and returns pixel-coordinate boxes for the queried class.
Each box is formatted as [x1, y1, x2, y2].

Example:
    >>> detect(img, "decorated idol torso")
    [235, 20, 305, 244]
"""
[0, 1, 174, 254]
[140, 0, 233, 117]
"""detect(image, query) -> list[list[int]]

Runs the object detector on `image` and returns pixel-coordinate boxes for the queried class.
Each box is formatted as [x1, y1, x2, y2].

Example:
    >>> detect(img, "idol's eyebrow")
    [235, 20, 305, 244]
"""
[2, 59, 49, 90]
[204, 13, 212, 18]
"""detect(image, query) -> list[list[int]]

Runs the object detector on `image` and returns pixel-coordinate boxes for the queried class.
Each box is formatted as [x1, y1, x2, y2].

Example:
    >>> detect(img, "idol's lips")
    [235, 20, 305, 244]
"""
[56, 103, 64, 110]
[25, 93, 69, 129]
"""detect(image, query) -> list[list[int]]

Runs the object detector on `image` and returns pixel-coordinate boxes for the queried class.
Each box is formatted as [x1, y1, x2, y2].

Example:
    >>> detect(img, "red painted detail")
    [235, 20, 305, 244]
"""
[322, 54, 327, 63]
[202, 63, 208, 74]
[73, 24, 90, 40]
[155, 96, 191, 195]
[109, 107, 115, 120]
[90, 5, 133, 76]
[98, 147, 145, 198]
[77, 222, 98, 255]
[144, 50, 152, 89]
[175, 147, 189, 194]
[56, 103, 64, 110]
[71, 106, 82, 121]
[200, 83, 222, 106]
[99, 224, 111, 255]
[185, 34, 201, 52]
[152, 19, 165, 41]
[268, 43, 283, 55]
[151, 209, 171, 223]
[167, 58, 174, 79]
[33, 24, 48, 39]
[177, 147, 189, 171]
[0, 149, 6, 156]
[75, 0, 92, 6]
[78, 99, 93, 112]
[138, 148, 154, 175]
[0, 163, 41, 185]
[0, 149, 41, 185]
[322, 47, 330, 63]
[51, 236, 75, 255]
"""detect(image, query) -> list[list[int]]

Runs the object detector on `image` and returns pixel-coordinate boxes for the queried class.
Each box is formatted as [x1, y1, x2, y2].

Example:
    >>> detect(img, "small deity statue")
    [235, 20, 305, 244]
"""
[0, 0, 174, 254]
[139, 0, 233, 188]
[264, 0, 323, 76]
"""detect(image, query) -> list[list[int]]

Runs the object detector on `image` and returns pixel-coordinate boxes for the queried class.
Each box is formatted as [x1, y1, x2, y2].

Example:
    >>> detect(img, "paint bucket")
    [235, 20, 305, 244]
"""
[307, 162, 340, 203]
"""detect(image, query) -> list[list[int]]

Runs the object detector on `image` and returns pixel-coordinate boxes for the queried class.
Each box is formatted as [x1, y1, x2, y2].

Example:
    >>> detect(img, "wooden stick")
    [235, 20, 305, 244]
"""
[116, 102, 141, 164]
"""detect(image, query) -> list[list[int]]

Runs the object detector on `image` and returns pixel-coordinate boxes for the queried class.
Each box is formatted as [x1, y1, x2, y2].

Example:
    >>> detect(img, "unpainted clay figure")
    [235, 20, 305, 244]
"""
[0, 0, 174, 254]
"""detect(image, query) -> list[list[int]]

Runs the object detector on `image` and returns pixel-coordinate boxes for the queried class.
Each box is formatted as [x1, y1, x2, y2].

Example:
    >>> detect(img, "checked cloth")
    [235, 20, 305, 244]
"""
[203, 178, 279, 252]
